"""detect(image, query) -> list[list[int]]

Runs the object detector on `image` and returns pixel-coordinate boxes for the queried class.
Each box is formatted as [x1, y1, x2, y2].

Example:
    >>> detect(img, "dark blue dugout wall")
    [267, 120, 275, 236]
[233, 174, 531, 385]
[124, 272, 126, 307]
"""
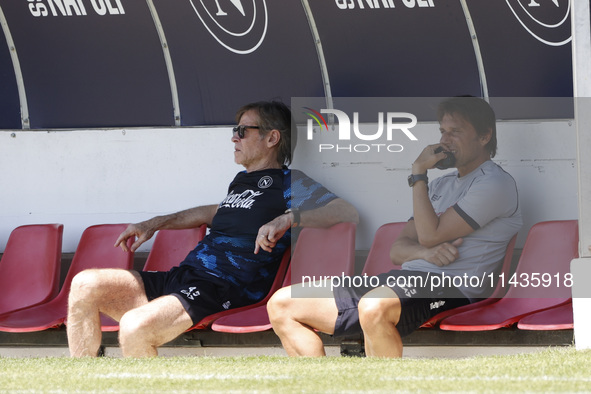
[0, 1, 575, 129]
[467, 0, 572, 98]
[0, 1, 174, 129]
[308, 1, 482, 97]
[152, 0, 325, 125]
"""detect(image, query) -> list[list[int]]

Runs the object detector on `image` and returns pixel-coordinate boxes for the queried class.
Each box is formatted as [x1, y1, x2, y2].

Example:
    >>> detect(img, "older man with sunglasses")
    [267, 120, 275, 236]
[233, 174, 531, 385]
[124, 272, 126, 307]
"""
[67, 101, 358, 357]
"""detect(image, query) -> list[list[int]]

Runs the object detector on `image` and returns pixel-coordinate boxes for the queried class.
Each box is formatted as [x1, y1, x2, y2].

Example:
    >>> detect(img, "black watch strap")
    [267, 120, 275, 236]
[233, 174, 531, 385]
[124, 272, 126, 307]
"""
[408, 173, 428, 187]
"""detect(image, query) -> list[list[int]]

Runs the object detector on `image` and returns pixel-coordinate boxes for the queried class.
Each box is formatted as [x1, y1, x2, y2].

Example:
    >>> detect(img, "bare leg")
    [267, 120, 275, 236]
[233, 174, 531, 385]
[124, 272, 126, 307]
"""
[358, 286, 403, 358]
[267, 283, 338, 357]
[118, 295, 193, 357]
[67, 269, 148, 357]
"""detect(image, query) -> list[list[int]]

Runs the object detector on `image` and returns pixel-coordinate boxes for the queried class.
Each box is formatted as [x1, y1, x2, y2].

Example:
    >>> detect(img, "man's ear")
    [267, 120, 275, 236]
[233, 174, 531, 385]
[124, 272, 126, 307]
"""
[266, 129, 281, 148]
[480, 128, 492, 146]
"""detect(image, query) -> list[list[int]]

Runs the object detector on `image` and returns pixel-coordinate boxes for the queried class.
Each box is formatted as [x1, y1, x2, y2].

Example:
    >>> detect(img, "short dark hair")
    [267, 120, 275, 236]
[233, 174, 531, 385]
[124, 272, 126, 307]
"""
[437, 96, 497, 158]
[235, 101, 295, 166]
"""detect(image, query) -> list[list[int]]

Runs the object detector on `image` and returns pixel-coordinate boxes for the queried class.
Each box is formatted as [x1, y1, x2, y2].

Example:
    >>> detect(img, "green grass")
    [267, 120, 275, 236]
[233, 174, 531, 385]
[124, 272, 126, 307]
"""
[1, 347, 590, 393]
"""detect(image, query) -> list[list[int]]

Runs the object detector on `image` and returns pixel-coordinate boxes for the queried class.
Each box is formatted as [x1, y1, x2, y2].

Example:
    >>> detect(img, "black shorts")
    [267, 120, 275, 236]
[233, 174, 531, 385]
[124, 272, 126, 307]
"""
[333, 270, 470, 338]
[139, 266, 248, 325]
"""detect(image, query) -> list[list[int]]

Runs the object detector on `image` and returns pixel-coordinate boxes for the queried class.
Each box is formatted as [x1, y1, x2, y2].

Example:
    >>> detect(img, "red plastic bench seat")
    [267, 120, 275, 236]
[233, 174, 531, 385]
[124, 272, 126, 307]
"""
[439, 220, 578, 331]
[517, 301, 573, 330]
[0, 224, 134, 332]
[211, 222, 357, 333]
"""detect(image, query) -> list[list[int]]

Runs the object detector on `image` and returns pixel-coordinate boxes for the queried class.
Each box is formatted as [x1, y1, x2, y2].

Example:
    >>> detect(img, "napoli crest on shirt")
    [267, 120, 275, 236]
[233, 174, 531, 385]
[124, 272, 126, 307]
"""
[258, 175, 273, 189]
[188, 0, 269, 54]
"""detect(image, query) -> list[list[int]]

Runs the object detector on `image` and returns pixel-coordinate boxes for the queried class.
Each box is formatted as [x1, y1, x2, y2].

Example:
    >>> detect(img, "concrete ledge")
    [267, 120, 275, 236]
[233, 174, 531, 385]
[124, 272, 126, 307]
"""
[0, 345, 552, 359]
[0, 327, 573, 358]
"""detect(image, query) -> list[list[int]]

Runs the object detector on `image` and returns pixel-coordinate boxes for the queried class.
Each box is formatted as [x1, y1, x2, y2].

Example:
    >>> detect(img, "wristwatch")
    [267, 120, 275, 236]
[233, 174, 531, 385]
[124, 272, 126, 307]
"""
[285, 208, 300, 228]
[407, 173, 428, 187]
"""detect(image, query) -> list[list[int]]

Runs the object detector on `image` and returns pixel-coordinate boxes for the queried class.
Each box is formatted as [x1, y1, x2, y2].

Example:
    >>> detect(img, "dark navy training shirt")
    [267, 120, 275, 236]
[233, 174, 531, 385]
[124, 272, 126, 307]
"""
[180, 168, 338, 303]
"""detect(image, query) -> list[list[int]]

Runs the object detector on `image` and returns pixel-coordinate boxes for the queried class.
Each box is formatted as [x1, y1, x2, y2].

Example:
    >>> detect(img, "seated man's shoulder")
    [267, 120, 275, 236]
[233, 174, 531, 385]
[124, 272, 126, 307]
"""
[289, 168, 305, 177]
[481, 161, 515, 178]
[478, 161, 519, 188]
[289, 169, 320, 184]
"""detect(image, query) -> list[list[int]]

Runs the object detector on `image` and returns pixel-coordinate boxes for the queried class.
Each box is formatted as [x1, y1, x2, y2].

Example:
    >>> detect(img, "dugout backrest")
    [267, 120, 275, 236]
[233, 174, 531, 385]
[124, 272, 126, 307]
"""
[0, 224, 63, 315]
[361, 222, 406, 277]
[143, 226, 207, 271]
[209, 222, 357, 333]
[439, 220, 578, 331]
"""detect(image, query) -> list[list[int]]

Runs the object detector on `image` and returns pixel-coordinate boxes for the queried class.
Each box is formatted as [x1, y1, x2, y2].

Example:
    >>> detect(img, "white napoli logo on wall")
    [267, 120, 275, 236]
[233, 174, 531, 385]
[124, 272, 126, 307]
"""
[188, 0, 268, 54]
[505, 0, 571, 46]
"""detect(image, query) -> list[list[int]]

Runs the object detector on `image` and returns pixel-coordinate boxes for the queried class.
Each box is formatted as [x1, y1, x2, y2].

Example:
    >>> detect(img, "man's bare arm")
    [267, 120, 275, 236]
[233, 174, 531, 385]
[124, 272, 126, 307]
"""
[411, 144, 474, 247]
[254, 198, 359, 254]
[390, 220, 463, 267]
[115, 204, 218, 252]
[298, 198, 359, 228]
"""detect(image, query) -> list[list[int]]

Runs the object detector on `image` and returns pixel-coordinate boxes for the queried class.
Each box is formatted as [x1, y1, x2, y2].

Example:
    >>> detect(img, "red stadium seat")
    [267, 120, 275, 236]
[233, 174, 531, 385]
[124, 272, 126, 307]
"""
[210, 265, 293, 334]
[0, 224, 134, 332]
[0, 224, 63, 315]
[142, 226, 206, 271]
[420, 232, 518, 328]
[100, 225, 207, 331]
[439, 220, 578, 331]
[360, 222, 406, 277]
[517, 300, 573, 330]
[210, 222, 357, 333]
[288, 222, 356, 285]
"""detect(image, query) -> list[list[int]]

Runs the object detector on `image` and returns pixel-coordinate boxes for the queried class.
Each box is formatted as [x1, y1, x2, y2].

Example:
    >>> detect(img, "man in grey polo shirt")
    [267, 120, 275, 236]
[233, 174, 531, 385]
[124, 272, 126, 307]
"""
[268, 96, 522, 358]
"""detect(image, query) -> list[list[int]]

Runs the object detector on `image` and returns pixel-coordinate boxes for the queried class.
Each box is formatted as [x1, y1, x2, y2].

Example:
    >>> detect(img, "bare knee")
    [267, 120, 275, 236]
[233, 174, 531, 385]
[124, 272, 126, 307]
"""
[119, 309, 152, 344]
[267, 287, 294, 327]
[69, 269, 104, 304]
[268, 285, 339, 336]
[358, 296, 400, 332]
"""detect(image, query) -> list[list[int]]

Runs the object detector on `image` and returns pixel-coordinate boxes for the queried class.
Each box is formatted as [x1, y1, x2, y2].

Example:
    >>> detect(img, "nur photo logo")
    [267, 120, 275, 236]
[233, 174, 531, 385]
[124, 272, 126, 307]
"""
[303, 107, 329, 133]
[302, 107, 418, 154]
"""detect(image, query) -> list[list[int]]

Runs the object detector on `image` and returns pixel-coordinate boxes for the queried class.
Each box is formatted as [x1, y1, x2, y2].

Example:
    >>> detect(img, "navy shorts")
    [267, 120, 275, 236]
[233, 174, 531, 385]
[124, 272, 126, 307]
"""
[333, 270, 470, 338]
[139, 266, 248, 325]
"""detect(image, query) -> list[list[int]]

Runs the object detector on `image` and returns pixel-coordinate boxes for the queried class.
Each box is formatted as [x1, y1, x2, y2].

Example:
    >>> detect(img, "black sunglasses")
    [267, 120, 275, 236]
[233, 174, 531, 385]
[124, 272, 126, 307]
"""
[232, 125, 261, 139]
